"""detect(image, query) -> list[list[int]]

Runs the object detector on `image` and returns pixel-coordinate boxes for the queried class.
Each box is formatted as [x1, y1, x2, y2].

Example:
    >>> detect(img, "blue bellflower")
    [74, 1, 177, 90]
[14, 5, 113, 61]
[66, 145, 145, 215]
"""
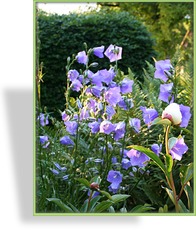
[60, 135, 74, 146]
[140, 106, 158, 127]
[104, 44, 122, 62]
[76, 51, 88, 65]
[154, 59, 172, 82]
[158, 83, 173, 103]
[169, 138, 188, 160]
[107, 170, 123, 194]
[93, 45, 105, 58]
[127, 149, 150, 167]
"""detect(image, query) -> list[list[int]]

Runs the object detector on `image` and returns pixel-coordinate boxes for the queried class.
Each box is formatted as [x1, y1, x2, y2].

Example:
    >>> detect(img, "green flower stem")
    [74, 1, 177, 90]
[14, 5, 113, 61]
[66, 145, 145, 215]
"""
[165, 125, 179, 213]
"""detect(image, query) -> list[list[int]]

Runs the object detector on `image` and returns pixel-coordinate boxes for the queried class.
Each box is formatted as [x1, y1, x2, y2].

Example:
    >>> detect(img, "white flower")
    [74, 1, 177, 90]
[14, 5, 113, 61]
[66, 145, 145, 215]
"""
[162, 103, 182, 125]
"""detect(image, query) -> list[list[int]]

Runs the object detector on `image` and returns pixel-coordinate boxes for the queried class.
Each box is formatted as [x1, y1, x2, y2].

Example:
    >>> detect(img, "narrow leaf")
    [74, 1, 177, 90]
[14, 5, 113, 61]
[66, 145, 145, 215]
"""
[111, 194, 130, 203]
[99, 190, 113, 200]
[180, 163, 193, 186]
[47, 198, 73, 213]
[94, 201, 113, 213]
[131, 204, 155, 213]
[75, 178, 91, 188]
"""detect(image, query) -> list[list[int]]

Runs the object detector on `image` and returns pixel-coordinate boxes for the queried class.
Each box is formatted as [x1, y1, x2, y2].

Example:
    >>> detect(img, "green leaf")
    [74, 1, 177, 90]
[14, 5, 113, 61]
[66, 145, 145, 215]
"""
[99, 190, 113, 200]
[184, 184, 193, 212]
[151, 117, 171, 126]
[75, 178, 91, 188]
[130, 204, 155, 213]
[163, 187, 189, 213]
[94, 200, 113, 213]
[88, 196, 101, 212]
[165, 154, 173, 173]
[80, 199, 88, 213]
[47, 198, 74, 213]
[111, 194, 130, 203]
[180, 163, 193, 186]
[128, 145, 166, 174]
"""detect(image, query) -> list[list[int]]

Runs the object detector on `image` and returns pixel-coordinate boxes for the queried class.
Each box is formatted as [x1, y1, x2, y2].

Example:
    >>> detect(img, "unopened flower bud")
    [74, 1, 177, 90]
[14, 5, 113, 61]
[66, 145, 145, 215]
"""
[90, 182, 99, 190]
[162, 103, 182, 125]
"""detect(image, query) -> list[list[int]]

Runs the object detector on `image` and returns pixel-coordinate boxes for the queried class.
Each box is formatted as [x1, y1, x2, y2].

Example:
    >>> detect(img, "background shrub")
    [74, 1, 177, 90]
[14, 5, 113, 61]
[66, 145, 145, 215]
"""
[38, 10, 157, 118]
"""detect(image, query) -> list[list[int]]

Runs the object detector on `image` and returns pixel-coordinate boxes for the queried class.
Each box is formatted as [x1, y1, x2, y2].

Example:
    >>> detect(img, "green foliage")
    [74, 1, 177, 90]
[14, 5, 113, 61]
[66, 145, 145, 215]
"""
[99, 2, 193, 60]
[37, 9, 156, 117]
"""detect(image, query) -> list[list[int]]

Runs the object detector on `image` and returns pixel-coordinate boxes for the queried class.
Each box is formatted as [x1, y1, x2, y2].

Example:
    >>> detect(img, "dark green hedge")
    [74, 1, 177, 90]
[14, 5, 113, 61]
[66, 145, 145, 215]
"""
[38, 10, 157, 117]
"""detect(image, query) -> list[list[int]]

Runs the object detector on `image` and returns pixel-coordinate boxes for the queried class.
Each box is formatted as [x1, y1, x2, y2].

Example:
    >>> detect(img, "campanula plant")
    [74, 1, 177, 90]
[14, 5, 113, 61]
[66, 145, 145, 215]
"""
[37, 43, 193, 213]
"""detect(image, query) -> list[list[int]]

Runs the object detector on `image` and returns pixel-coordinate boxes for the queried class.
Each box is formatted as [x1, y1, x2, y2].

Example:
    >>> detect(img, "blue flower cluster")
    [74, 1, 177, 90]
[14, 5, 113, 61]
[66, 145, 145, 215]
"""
[37, 44, 192, 194]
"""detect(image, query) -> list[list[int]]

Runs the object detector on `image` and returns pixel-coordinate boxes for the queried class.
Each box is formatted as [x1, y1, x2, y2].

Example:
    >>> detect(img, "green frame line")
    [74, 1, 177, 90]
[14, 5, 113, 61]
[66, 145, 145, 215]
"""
[33, 0, 196, 216]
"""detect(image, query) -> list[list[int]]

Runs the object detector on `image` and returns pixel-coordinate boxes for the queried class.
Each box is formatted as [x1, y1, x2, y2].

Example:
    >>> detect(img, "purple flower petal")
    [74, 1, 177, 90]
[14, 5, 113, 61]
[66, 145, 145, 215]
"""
[114, 121, 126, 141]
[93, 45, 105, 58]
[127, 149, 150, 167]
[140, 106, 158, 127]
[120, 78, 134, 94]
[154, 59, 172, 82]
[169, 138, 188, 160]
[99, 120, 115, 134]
[64, 121, 78, 135]
[179, 104, 191, 128]
[70, 79, 83, 92]
[151, 143, 162, 156]
[68, 69, 79, 81]
[105, 87, 122, 107]
[37, 113, 49, 126]
[76, 51, 88, 65]
[88, 121, 100, 133]
[60, 135, 74, 146]
[121, 158, 132, 170]
[39, 135, 50, 148]
[129, 118, 141, 133]
[158, 83, 173, 103]
[104, 44, 122, 62]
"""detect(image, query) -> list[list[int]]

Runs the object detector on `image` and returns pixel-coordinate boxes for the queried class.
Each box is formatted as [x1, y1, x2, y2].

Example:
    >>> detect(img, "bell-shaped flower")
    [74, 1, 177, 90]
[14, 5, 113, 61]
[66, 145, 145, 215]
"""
[158, 83, 173, 103]
[70, 79, 83, 92]
[93, 45, 105, 58]
[39, 135, 50, 148]
[120, 78, 134, 94]
[76, 51, 88, 65]
[107, 170, 123, 194]
[151, 143, 162, 156]
[64, 121, 78, 135]
[129, 118, 141, 133]
[154, 59, 172, 82]
[37, 113, 49, 126]
[104, 44, 122, 62]
[88, 121, 100, 134]
[140, 106, 158, 127]
[126, 149, 150, 168]
[60, 135, 74, 146]
[169, 137, 188, 160]
[99, 120, 115, 134]
[104, 87, 122, 107]
[68, 69, 79, 82]
[114, 121, 126, 141]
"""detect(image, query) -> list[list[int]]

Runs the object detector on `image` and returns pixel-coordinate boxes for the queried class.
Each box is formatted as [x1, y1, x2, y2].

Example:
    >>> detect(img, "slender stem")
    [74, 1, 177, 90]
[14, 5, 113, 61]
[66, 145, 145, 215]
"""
[165, 125, 179, 213]
[87, 190, 93, 213]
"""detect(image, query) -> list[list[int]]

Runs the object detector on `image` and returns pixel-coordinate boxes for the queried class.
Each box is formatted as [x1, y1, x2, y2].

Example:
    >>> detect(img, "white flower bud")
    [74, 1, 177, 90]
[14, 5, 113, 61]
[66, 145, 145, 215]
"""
[162, 103, 182, 125]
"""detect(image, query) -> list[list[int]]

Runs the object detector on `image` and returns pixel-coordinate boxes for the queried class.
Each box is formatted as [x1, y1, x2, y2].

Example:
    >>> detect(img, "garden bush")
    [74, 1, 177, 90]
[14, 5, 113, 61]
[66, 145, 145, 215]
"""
[36, 43, 193, 214]
[37, 9, 157, 118]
